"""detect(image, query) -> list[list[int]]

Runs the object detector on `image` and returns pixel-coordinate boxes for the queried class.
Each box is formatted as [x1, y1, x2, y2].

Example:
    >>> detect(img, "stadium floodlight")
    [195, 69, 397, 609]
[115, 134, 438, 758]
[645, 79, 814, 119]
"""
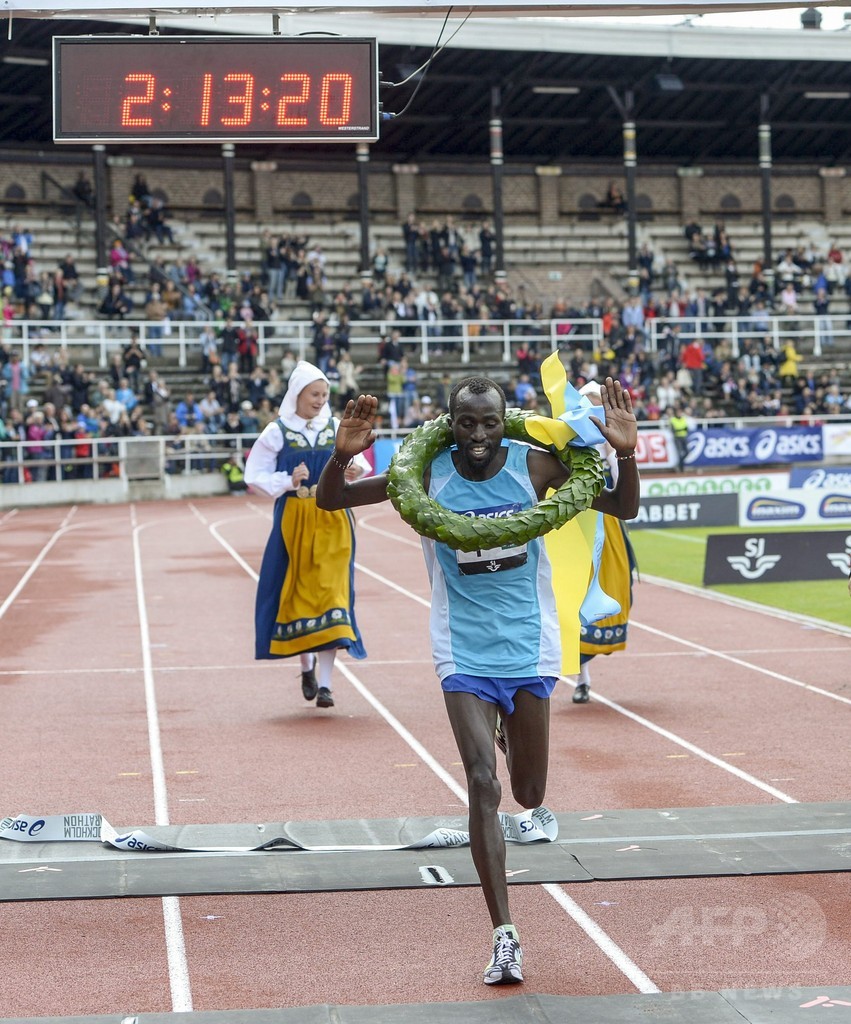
[654, 73, 684, 92]
[804, 90, 850, 99]
[3, 54, 49, 66]
[532, 86, 581, 95]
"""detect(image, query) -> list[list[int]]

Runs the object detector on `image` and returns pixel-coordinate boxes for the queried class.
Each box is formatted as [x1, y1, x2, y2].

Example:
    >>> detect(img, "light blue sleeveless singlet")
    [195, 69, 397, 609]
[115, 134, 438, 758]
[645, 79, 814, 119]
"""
[423, 440, 561, 681]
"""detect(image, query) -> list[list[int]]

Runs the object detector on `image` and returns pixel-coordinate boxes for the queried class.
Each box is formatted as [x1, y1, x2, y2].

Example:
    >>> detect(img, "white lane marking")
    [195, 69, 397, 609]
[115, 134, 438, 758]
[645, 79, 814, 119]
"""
[355, 563, 432, 609]
[0, 507, 19, 526]
[622, 647, 851, 658]
[586, 690, 797, 804]
[541, 883, 658, 993]
[334, 660, 468, 803]
[0, 506, 78, 621]
[0, 657, 435, 678]
[209, 516, 659, 994]
[130, 506, 193, 1013]
[630, 619, 851, 708]
[640, 572, 851, 639]
[335, 660, 659, 994]
[645, 530, 705, 545]
[192, 504, 266, 583]
[358, 514, 424, 549]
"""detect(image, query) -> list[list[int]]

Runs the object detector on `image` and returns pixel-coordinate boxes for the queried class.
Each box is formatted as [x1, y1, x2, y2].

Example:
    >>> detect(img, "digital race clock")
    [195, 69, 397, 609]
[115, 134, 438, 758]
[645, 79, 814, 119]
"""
[52, 36, 379, 144]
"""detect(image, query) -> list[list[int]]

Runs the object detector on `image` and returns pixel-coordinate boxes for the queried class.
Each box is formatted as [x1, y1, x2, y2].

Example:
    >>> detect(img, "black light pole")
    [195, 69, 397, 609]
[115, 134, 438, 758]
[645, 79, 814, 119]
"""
[222, 143, 237, 283]
[607, 86, 638, 294]
[490, 85, 506, 284]
[92, 144, 108, 286]
[759, 93, 774, 295]
[356, 142, 371, 282]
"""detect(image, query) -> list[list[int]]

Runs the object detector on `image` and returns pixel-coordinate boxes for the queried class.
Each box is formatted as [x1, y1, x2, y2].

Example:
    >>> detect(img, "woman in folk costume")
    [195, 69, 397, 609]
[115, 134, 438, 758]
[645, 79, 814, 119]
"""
[569, 379, 637, 704]
[245, 360, 369, 708]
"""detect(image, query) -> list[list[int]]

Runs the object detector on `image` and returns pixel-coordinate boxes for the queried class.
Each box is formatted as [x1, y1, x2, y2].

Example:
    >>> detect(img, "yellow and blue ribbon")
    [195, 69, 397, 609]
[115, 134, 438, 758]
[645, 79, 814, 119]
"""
[524, 351, 608, 452]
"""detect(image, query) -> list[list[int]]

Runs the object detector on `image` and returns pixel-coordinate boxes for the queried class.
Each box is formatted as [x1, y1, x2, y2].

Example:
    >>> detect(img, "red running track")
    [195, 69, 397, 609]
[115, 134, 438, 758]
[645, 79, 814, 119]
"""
[0, 497, 849, 1017]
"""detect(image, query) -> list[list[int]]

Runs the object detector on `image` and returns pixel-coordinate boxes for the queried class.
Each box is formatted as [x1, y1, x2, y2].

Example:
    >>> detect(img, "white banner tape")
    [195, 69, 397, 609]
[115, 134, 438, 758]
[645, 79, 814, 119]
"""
[0, 807, 558, 853]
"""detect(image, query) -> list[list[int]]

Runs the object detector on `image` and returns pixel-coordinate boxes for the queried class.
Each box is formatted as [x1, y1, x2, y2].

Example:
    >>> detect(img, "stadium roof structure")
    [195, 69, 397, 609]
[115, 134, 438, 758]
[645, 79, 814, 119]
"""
[4, 11, 851, 164]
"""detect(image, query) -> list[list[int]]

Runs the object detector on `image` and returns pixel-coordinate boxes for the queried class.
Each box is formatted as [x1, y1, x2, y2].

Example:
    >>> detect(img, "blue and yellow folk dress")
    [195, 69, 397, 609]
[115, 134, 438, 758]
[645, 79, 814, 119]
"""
[254, 418, 366, 661]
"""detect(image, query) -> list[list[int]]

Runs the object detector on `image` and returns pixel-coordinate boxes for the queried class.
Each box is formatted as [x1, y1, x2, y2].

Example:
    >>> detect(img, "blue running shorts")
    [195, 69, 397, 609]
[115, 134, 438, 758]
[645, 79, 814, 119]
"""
[441, 673, 557, 715]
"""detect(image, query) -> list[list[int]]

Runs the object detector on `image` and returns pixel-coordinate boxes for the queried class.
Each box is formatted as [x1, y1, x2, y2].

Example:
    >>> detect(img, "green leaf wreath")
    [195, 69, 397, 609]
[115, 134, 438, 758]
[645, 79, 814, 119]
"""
[386, 409, 605, 552]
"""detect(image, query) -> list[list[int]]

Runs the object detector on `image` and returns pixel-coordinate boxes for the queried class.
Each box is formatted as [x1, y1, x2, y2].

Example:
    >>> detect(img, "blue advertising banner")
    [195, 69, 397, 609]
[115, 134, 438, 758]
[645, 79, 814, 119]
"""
[789, 466, 851, 491]
[685, 427, 823, 468]
[372, 438, 403, 473]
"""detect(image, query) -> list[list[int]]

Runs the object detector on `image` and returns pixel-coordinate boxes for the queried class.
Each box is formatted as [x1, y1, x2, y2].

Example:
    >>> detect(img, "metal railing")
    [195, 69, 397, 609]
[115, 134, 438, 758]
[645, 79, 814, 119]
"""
[2, 316, 603, 369]
[5, 310, 850, 372]
[0, 431, 256, 485]
[647, 313, 849, 358]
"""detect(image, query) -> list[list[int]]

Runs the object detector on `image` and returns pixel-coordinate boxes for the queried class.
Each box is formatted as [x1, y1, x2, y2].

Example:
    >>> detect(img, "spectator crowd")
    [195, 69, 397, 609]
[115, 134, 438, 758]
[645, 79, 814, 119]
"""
[1, 202, 850, 484]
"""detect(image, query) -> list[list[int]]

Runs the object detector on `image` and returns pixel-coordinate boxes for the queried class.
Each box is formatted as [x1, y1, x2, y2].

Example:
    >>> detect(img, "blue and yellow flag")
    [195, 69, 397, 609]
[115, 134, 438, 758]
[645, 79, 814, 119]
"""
[532, 353, 620, 674]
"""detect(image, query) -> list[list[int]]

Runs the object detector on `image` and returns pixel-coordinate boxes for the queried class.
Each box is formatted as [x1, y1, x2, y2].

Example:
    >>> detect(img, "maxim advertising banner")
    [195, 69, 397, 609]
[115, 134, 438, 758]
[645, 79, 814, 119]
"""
[739, 490, 851, 527]
[684, 427, 823, 468]
[704, 531, 851, 585]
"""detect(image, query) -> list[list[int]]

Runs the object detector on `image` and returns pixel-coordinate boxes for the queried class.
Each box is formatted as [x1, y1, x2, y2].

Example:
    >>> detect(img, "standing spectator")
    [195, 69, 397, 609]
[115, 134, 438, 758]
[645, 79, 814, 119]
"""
[262, 231, 284, 300]
[814, 287, 833, 348]
[312, 320, 335, 373]
[336, 351, 360, 411]
[668, 404, 692, 471]
[109, 238, 134, 283]
[479, 220, 495, 276]
[122, 333, 146, 391]
[402, 213, 419, 273]
[385, 359, 405, 431]
[459, 245, 478, 290]
[2, 350, 29, 412]
[218, 316, 240, 373]
[143, 370, 171, 434]
[71, 171, 94, 210]
[199, 324, 219, 373]
[25, 408, 53, 482]
[237, 323, 259, 375]
[679, 338, 707, 396]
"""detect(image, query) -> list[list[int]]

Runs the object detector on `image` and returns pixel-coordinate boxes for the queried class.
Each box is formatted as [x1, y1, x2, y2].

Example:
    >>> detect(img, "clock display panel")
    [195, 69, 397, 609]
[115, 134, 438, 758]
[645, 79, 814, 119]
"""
[53, 36, 379, 143]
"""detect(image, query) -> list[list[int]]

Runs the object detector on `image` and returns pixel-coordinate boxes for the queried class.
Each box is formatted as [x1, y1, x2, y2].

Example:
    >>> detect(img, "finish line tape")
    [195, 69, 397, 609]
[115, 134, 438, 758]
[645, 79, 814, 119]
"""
[0, 808, 558, 853]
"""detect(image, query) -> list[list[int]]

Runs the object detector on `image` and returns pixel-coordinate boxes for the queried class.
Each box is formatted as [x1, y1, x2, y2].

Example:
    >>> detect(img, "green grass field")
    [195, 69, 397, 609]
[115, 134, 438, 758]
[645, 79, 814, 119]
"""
[629, 525, 851, 628]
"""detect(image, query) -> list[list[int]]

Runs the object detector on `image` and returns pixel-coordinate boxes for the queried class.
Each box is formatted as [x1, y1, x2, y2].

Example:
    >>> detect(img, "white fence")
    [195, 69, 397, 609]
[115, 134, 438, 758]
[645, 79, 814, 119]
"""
[5, 310, 849, 370]
[646, 313, 850, 358]
[3, 316, 603, 369]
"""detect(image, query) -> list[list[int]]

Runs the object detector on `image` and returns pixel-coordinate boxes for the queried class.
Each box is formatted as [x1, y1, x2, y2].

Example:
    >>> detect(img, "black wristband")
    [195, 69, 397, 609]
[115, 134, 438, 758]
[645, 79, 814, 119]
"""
[329, 451, 353, 471]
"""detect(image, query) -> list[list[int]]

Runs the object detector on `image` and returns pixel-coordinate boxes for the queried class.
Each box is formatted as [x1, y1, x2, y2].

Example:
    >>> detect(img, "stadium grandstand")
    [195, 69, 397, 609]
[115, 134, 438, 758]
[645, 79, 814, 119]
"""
[1, 6, 850, 498]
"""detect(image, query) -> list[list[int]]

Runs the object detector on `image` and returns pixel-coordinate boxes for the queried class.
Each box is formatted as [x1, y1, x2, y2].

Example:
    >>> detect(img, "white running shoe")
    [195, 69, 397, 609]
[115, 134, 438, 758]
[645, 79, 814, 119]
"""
[483, 925, 524, 985]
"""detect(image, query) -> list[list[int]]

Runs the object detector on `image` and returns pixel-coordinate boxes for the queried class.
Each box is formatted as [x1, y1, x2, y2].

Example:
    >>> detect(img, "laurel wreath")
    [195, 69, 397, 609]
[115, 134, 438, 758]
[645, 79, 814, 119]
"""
[386, 409, 605, 552]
